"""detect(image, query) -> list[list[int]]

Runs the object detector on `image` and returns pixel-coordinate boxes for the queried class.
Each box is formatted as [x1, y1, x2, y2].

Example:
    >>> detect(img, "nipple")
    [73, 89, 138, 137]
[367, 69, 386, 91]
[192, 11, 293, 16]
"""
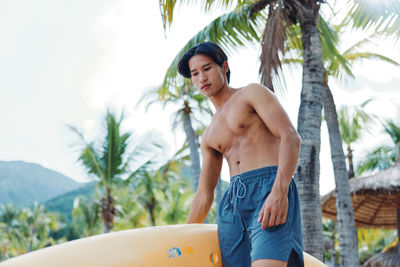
[238, 124, 245, 128]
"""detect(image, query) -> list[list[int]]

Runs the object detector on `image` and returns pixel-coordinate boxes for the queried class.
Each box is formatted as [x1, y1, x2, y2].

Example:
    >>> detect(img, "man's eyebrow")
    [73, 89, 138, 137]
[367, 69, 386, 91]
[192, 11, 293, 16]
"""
[190, 62, 211, 73]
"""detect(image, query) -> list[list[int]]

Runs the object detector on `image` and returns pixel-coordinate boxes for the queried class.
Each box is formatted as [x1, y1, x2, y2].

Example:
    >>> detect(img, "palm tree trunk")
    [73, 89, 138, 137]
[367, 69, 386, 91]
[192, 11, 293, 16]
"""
[295, 6, 325, 261]
[148, 197, 157, 226]
[323, 84, 359, 266]
[183, 111, 201, 192]
[101, 188, 115, 233]
[347, 145, 355, 179]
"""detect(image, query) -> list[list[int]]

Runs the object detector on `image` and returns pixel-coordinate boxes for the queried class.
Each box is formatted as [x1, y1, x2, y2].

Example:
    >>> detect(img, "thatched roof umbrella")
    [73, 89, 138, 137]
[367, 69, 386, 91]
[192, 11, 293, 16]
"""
[321, 144, 400, 261]
[321, 162, 400, 228]
[362, 244, 399, 267]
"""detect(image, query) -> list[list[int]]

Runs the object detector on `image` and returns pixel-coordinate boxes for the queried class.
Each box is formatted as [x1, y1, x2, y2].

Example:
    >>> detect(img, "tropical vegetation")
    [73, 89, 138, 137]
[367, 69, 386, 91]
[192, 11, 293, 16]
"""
[2, 0, 400, 265]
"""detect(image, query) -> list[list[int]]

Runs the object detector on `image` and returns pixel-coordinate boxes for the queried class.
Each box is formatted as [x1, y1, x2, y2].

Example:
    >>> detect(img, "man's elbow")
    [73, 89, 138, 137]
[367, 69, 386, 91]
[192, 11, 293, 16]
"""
[285, 129, 301, 149]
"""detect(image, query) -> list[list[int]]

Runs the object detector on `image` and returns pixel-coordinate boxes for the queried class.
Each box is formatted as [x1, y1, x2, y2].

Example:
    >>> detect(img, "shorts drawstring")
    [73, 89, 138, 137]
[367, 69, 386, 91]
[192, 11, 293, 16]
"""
[229, 175, 247, 214]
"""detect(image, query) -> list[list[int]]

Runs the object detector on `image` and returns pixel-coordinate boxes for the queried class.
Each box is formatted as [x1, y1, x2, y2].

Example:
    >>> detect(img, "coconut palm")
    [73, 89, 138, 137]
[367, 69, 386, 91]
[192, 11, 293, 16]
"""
[69, 110, 160, 233]
[112, 186, 148, 230]
[17, 204, 60, 253]
[357, 119, 400, 175]
[133, 169, 164, 226]
[162, 180, 192, 224]
[140, 81, 212, 192]
[284, 14, 399, 263]
[0, 205, 23, 260]
[338, 101, 375, 178]
[71, 197, 101, 237]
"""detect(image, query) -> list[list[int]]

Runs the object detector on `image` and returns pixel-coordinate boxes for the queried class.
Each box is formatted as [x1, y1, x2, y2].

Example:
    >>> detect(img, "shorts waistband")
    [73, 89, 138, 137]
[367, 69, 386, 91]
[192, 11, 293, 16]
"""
[230, 166, 278, 182]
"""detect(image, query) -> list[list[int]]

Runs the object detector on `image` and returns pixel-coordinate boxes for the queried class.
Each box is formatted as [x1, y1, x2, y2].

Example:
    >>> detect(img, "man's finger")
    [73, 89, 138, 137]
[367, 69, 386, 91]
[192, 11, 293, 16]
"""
[267, 212, 276, 227]
[258, 209, 264, 223]
[280, 211, 288, 224]
[261, 210, 269, 230]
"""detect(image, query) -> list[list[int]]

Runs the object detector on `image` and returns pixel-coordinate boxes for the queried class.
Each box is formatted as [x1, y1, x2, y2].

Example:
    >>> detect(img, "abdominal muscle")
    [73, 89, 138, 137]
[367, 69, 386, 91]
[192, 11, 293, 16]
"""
[224, 135, 280, 177]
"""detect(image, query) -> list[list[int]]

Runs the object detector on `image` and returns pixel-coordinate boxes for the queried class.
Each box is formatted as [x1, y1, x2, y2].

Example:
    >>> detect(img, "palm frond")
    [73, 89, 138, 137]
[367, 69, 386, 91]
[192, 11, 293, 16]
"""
[101, 111, 131, 183]
[345, 52, 400, 66]
[160, 2, 264, 91]
[356, 146, 396, 176]
[159, 0, 250, 31]
[79, 144, 105, 181]
[259, 4, 289, 91]
[346, 0, 400, 41]
[383, 119, 400, 145]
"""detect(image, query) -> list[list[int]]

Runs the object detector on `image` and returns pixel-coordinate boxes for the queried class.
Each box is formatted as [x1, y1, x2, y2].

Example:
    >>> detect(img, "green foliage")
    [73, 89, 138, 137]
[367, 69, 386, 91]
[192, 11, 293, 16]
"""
[158, 2, 264, 92]
[356, 119, 400, 175]
[322, 218, 339, 265]
[358, 228, 397, 264]
[0, 204, 62, 260]
[71, 197, 102, 237]
[338, 100, 374, 146]
[383, 119, 400, 145]
[69, 109, 163, 232]
[346, 0, 400, 41]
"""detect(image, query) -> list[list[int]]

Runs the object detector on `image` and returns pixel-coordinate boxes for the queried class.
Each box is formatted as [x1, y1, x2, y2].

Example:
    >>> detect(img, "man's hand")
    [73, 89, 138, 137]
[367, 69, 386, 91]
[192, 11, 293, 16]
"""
[257, 187, 288, 230]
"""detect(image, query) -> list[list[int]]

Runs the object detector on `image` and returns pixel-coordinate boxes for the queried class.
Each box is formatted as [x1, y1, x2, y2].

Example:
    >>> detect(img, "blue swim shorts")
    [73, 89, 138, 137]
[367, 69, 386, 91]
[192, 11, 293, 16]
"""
[217, 166, 304, 266]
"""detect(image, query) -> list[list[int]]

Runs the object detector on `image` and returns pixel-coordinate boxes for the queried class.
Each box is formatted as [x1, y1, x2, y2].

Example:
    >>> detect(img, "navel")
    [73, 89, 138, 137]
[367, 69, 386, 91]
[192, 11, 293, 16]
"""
[218, 144, 222, 150]
[237, 161, 240, 165]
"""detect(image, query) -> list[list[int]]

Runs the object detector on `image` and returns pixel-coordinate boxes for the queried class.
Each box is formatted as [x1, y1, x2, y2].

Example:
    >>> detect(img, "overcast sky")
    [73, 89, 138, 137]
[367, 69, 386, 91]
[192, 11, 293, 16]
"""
[1, 0, 399, 196]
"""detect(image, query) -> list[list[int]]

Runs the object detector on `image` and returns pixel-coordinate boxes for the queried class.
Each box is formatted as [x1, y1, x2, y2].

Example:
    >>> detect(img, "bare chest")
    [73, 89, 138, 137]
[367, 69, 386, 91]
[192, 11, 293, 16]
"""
[206, 98, 258, 153]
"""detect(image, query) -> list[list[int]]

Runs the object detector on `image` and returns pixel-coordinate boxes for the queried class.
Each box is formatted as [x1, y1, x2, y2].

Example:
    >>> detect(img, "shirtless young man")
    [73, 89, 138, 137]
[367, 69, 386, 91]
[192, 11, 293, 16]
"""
[177, 42, 304, 267]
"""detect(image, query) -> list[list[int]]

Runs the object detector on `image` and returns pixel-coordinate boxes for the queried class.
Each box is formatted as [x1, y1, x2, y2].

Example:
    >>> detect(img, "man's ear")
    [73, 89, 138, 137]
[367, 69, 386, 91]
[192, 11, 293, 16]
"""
[222, 61, 229, 74]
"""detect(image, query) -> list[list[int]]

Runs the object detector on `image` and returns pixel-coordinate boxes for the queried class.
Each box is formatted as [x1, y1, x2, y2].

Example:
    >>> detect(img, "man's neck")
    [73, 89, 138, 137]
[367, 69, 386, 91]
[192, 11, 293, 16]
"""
[209, 84, 235, 111]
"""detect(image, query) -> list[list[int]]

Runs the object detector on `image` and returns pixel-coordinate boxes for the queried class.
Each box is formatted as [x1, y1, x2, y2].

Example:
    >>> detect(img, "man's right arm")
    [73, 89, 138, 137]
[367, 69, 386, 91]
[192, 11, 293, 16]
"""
[186, 139, 223, 223]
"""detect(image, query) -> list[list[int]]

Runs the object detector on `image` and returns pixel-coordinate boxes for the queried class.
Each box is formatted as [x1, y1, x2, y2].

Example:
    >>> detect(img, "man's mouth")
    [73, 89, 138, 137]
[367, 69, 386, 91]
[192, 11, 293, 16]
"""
[201, 84, 211, 90]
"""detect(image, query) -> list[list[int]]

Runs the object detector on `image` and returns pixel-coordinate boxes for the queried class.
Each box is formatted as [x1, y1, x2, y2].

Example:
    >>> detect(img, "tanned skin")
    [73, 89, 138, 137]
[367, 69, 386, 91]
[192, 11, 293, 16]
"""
[186, 54, 301, 267]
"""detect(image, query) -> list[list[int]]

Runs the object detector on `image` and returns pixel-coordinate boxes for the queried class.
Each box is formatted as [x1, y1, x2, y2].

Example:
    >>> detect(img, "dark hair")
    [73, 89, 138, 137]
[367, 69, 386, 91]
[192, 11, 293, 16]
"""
[177, 42, 230, 83]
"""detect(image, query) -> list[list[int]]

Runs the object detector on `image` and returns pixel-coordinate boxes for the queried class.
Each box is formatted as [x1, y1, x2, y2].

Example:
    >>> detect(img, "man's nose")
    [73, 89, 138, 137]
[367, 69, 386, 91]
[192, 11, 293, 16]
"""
[199, 72, 208, 82]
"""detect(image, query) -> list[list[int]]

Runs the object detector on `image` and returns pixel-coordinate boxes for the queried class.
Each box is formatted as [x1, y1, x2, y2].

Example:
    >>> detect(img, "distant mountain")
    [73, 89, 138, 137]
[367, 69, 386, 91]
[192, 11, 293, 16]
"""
[0, 160, 84, 206]
[45, 182, 97, 221]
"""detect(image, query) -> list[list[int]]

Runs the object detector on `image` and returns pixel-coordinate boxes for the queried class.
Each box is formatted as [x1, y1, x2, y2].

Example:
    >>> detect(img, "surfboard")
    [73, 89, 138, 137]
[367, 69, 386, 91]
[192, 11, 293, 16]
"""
[0, 224, 326, 266]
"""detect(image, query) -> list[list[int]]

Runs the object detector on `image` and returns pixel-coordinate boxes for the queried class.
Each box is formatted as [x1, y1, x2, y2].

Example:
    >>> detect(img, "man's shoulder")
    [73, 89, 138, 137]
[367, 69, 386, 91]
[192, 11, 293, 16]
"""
[239, 83, 274, 100]
[201, 126, 212, 146]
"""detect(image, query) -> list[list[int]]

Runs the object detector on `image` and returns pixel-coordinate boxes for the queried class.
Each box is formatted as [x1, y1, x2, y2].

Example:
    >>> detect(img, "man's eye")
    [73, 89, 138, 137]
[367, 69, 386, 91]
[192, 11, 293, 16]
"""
[205, 67, 211, 71]
[192, 73, 198, 76]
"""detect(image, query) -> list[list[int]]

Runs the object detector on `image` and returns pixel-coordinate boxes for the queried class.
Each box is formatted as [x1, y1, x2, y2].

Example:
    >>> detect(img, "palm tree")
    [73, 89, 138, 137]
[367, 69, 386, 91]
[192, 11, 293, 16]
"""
[159, 0, 328, 258]
[0, 205, 22, 260]
[69, 110, 159, 233]
[284, 15, 399, 263]
[71, 197, 101, 237]
[338, 101, 375, 179]
[357, 119, 400, 175]
[17, 204, 59, 253]
[112, 186, 148, 230]
[140, 82, 211, 192]
[162, 179, 192, 224]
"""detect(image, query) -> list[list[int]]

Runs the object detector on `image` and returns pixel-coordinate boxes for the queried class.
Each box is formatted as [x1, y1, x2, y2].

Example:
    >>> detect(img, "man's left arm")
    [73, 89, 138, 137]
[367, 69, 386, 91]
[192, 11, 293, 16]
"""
[245, 84, 301, 230]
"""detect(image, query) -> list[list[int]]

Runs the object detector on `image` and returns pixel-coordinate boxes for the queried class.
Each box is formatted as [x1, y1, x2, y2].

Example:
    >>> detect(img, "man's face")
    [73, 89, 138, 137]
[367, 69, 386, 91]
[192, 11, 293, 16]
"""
[188, 54, 227, 97]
